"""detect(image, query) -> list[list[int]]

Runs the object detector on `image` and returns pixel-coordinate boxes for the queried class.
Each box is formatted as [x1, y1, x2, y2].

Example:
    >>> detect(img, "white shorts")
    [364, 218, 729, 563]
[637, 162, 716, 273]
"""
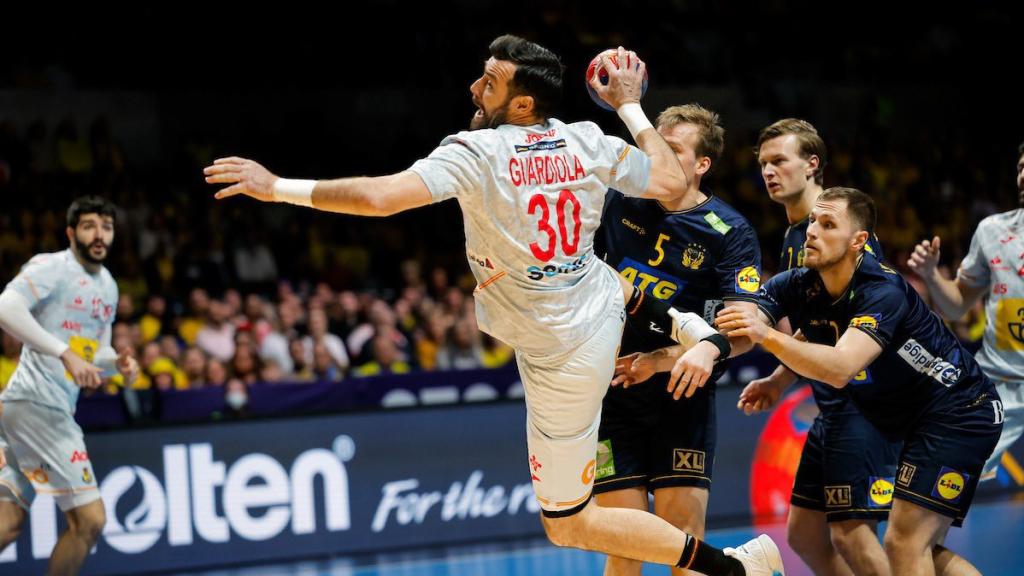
[0, 400, 100, 512]
[518, 303, 625, 516]
[982, 379, 1024, 479]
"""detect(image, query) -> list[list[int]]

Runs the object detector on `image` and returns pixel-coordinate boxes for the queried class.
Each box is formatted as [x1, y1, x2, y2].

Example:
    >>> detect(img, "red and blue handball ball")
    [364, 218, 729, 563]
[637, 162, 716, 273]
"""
[585, 49, 649, 111]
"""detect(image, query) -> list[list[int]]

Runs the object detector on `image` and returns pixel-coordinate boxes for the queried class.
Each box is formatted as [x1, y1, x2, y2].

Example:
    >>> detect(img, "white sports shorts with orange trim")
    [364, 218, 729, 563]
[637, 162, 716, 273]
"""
[517, 302, 625, 517]
[0, 400, 100, 512]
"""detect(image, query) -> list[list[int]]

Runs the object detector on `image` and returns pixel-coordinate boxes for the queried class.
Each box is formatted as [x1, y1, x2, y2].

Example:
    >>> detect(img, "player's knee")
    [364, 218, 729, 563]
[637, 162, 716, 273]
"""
[883, 526, 920, 558]
[73, 506, 106, 545]
[786, 522, 822, 558]
[828, 523, 861, 558]
[540, 511, 588, 549]
[0, 505, 26, 547]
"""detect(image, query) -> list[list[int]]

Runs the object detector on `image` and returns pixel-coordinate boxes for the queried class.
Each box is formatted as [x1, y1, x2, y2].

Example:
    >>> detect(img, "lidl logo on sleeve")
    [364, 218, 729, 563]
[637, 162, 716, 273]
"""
[735, 266, 761, 294]
[850, 314, 880, 331]
[868, 477, 895, 507]
[931, 466, 970, 503]
[596, 440, 616, 480]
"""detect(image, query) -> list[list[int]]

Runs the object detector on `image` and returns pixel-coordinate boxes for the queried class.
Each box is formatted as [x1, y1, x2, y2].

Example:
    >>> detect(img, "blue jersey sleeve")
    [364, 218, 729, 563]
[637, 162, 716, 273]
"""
[715, 222, 762, 301]
[756, 270, 799, 326]
[847, 282, 908, 348]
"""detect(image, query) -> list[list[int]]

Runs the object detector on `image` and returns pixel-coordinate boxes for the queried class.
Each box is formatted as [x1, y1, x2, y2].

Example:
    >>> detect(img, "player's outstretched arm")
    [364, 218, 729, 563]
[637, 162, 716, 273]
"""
[204, 157, 432, 217]
[717, 306, 882, 389]
[588, 48, 687, 201]
[907, 236, 986, 320]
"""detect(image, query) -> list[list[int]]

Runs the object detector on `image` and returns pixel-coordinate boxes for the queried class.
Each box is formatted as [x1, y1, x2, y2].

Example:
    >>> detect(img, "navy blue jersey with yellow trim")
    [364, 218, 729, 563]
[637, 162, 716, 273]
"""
[596, 191, 762, 354]
[758, 253, 993, 439]
[780, 217, 884, 271]
[781, 217, 885, 412]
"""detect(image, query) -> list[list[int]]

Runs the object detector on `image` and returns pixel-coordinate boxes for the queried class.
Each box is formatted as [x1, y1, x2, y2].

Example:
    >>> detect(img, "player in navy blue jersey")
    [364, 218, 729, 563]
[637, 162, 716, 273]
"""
[741, 119, 898, 576]
[717, 187, 1002, 576]
[594, 104, 762, 576]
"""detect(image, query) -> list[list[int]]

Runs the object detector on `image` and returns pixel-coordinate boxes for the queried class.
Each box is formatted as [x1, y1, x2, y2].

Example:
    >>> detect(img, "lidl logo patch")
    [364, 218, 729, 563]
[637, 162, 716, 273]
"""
[869, 477, 895, 507]
[932, 466, 969, 503]
[735, 266, 761, 294]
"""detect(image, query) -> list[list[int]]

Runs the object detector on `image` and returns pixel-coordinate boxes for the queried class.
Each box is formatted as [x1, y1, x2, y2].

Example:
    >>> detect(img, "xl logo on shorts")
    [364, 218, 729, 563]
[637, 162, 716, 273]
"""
[825, 485, 852, 508]
[931, 466, 969, 503]
[672, 449, 705, 474]
[70, 450, 90, 463]
[897, 462, 917, 488]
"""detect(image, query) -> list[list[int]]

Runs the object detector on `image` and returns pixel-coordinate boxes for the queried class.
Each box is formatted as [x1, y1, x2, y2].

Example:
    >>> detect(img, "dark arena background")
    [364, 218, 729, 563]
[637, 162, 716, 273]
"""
[1, 3, 1022, 575]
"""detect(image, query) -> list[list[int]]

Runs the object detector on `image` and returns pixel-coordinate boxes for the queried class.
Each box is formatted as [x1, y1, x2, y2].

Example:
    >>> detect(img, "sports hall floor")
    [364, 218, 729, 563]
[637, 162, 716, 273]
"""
[177, 497, 1024, 576]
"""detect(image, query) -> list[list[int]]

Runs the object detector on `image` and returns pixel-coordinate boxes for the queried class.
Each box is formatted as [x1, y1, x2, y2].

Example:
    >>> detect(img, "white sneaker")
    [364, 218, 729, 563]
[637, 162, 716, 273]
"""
[723, 534, 785, 576]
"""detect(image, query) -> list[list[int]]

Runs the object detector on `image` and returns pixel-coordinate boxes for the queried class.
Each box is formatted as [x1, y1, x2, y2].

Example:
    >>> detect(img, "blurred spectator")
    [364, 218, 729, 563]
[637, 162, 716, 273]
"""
[238, 294, 273, 345]
[303, 308, 350, 375]
[260, 359, 285, 383]
[223, 379, 250, 419]
[311, 343, 343, 383]
[0, 331, 22, 389]
[178, 288, 210, 346]
[230, 344, 261, 385]
[196, 300, 236, 362]
[139, 295, 168, 343]
[415, 309, 450, 371]
[204, 358, 229, 387]
[261, 302, 299, 374]
[234, 230, 279, 293]
[437, 317, 484, 370]
[354, 333, 411, 377]
[181, 346, 207, 388]
[288, 338, 314, 381]
[481, 334, 514, 369]
[158, 334, 182, 365]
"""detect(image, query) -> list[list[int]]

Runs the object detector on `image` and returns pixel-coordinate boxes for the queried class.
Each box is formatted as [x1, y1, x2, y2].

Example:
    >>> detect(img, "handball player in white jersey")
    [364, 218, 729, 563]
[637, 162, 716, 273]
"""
[0, 196, 139, 575]
[204, 35, 783, 576]
[909, 141, 1024, 481]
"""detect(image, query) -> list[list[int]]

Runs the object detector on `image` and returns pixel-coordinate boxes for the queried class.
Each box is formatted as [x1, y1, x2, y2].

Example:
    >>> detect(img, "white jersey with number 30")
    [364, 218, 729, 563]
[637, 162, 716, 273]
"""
[410, 119, 651, 355]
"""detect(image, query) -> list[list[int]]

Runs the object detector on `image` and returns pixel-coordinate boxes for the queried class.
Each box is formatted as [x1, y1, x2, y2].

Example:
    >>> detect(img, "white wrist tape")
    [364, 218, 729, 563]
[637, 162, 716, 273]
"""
[272, 178, 316, 207]
[668, 309, 718, 349]
[616, 103, 654, 140]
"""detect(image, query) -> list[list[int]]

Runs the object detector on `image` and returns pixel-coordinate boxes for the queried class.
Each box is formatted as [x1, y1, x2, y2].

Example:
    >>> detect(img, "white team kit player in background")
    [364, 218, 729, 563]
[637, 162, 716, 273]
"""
[0, 196, 139, 576]
[205, 35, 784, 576]
[908, 141, 1024, 481]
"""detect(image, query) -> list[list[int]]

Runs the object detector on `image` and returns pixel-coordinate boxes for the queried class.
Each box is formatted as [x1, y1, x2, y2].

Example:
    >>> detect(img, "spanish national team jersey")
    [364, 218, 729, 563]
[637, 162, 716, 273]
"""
[957, 208, 1024, 382]
[2, 249, 118, 413]
[758, 252, 993, 439]
[780, 217, 885, 412]
[409, 119, 651, 356]
[596, 192, 762, 354]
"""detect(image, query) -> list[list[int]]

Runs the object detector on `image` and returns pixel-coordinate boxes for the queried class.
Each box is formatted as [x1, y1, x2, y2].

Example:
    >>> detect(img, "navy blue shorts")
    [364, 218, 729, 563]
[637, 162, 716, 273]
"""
[791, 408, 901, 522]
[595, 371, 717, 493]
[893, 393, 1003, 527]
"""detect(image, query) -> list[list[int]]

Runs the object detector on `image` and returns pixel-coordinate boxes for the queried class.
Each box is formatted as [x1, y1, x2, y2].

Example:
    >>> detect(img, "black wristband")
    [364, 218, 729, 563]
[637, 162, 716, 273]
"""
[700, 333, 731, 363]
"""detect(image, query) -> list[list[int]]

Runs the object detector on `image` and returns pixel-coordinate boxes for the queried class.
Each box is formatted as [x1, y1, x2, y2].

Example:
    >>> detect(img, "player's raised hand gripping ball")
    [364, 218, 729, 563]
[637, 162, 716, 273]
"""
[586, 48, 649, 111]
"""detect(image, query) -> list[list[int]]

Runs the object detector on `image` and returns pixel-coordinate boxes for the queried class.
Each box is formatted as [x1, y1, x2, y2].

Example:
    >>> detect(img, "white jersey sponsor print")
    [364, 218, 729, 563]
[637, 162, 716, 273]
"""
[958, 209, 1024, 382]
[410, 119, 650, 355]
[2, 249, 118, 413]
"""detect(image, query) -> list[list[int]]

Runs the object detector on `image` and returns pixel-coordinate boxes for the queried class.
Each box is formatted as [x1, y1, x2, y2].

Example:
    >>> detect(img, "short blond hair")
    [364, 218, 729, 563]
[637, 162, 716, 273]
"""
[656, 103, 725, 164]
[756, 118, 828, 185]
